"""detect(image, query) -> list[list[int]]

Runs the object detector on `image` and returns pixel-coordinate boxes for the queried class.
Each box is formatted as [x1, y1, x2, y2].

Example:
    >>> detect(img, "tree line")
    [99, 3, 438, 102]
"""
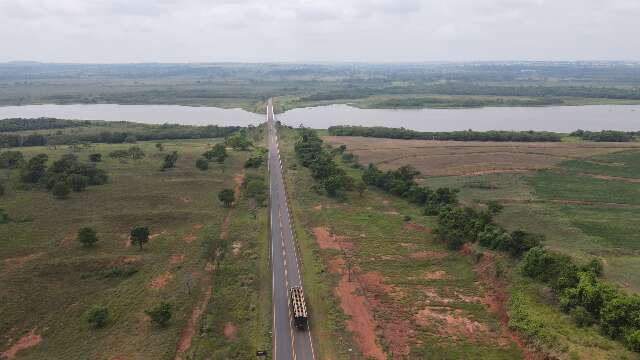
[0, 120, 242, 148]
[328, 126, 563, 142]
[294, 128, 354, 198]
[0, 118, 93, 132]
[570, 129, 638, 142]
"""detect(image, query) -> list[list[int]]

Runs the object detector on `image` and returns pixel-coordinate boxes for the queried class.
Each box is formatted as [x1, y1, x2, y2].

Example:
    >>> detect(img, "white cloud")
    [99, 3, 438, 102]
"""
[0, 0, 639, 62]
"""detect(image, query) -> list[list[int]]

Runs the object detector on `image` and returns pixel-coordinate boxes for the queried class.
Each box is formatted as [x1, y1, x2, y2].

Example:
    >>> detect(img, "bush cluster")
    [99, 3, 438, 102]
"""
[295, 128, 354, 198]
[521, 247, 640, 351]
[570, 129, 637, 142]
[362, 163, 458, 214]
[244, 147, 267, 168]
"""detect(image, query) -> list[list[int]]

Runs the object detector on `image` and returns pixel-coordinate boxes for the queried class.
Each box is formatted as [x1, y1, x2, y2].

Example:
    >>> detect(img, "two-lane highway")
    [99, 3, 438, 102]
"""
[267, 99, 315, 360]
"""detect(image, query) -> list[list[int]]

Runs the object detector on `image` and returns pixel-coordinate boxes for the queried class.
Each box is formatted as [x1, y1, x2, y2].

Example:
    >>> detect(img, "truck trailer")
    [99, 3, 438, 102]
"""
[289, 286, 308, 330]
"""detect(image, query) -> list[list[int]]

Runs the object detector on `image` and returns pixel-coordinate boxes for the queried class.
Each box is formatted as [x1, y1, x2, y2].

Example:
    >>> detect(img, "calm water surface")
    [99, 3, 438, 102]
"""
[278, 104, 640, 132]
[1, 103, 639, 132]
[0, 104, 264, 127]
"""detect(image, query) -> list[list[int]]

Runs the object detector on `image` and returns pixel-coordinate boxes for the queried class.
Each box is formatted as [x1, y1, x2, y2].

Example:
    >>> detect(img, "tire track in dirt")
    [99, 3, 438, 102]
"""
[174, 171, 244, 360]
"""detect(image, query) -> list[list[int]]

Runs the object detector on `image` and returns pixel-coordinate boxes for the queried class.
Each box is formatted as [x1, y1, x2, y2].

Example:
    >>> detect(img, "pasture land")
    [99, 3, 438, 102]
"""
[324, 136, 640, 177]
[0, 139, 270, 359]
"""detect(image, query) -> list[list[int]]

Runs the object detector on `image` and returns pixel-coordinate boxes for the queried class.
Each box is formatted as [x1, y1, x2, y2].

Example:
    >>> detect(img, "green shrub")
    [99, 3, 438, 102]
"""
[86, 305, 109, 328]
[145, 302, 172, 327]
[570, 306, 594, 327]
[78, 227, 98, 247]
[69, 174, 89, 192]
[52, 182, 71, 199]
[195, 157, 209, 170]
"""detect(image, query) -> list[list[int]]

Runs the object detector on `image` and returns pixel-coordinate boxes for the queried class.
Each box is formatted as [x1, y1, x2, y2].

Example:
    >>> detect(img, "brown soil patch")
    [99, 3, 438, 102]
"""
[223, 323, 238, 341]
[459, 243, 474, 256]
[312, 227, 352, 250]
[175, 286, 213, 360]
[3, 252, 45, 273]
[182, 233, 197, 244]
[581, 173, 640, 183]
[149, 272, 173, 289]
[231, 241, 242, 257]
[58, 231, 75, 247]
[360, 272, 395, 294]
[409, 251, 448, 260]
[404, 222, 431, 233]
[472, 251, 547, 359]
[233, 172, 244, 203]
[1, 328, 42, 359]
[422, 270, 447, 280]
[205, 262, 215, 273]
[192, 223, 204, 230]
[335, 273, 386, 360]
[108, 356, 124, 360]
[170, 254, 185, 265]
[111, 255, 142, 266]
[414, 307, 491, 341]
[313, 204, 323, 211]
[327, 256, 345, 274]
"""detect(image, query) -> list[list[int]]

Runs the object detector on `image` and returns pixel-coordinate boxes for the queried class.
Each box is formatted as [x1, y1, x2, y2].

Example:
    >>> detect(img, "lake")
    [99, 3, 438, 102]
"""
[1, 103, 639, 132]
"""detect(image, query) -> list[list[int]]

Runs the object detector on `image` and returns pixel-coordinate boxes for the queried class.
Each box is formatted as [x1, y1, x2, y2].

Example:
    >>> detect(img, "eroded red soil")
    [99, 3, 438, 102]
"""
[149, 272, 173, 289]
[1, 328, 42, 359]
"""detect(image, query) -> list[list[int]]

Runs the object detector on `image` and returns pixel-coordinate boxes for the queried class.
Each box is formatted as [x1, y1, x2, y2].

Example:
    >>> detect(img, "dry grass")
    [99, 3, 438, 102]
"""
[324, 136, 640, 177]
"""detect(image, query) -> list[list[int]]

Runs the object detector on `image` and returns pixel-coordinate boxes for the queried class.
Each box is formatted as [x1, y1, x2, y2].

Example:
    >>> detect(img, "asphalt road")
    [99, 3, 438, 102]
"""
[267, 99, 316, 360]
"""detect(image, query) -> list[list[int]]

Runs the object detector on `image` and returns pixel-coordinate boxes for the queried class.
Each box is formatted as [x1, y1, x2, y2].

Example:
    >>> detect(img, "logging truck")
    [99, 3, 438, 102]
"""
[289, 286, 308, 330]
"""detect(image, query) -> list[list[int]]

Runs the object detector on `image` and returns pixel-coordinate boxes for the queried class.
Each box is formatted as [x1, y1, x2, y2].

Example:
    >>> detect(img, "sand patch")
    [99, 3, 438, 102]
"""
[182, 233, 197, 244]
[58, 231, 76, 247]
[3, 252, 45, 273]
[409, 251, 448, 260]
[312, 227, 352, 250]
[422, 270, 447, 280]
[170, 254, 185, 265]
[1, 328, 42, 359]
[404, 222, 431, 233]
[231, 241, 242, 257]
[149, 272, 173, 289]
[223, 323, 238, 341]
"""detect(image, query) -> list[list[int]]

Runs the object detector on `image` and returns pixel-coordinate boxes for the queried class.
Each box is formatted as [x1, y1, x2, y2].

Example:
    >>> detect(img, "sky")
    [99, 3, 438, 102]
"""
[1, 0, 640, 63]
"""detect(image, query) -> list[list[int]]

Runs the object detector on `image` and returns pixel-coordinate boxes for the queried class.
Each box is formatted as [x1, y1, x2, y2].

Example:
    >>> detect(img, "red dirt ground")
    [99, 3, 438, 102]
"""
[149, 272, 173, 289]
[1, 328, 42, 359]
[422, 270, 448, 280]
[3, 252, 45, 273]
[409, 251, 448, 260]
[182, 233, 197, 244]
[312, 227, 352, 250]
[170, 254, 185, 265]
[223, 323, 238, 341]
[404, 222, 431, 233]
[174, 286, 213, 360]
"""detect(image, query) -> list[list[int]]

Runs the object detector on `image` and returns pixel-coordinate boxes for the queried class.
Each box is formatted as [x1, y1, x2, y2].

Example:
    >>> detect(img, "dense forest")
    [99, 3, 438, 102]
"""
[570, 129, 639, 142]
[328, 125, 563, 142]
[0, 118, 92, 132]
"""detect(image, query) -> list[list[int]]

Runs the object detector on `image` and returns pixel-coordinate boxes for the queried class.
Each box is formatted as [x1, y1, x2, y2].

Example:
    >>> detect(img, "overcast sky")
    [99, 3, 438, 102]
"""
[1, 0, 639, 63]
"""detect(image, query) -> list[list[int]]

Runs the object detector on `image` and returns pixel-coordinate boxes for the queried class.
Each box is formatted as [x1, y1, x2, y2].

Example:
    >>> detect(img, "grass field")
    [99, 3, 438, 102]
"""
[0, 138, 270, 359]
[311, 133, 640, 358]
[323, 136, 640, 177]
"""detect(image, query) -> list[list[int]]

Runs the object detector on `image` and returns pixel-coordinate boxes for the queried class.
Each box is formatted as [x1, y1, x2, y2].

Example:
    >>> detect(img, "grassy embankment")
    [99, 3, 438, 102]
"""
[0, 136, 270, 359]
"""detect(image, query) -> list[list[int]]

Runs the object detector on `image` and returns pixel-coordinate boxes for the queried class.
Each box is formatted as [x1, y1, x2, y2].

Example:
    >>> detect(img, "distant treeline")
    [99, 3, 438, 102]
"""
[0, 118, 93, 132]
[369, 96, 563, 108]
[0, 120, 242, 148]
[571, 129, 639, 142]
[328, 126, 562, 142]
[420, 83, 640, 100]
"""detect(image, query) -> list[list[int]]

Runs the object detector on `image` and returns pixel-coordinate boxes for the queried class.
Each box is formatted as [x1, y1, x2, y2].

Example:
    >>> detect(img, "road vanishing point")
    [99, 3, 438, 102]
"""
[267, 99, 316, 360]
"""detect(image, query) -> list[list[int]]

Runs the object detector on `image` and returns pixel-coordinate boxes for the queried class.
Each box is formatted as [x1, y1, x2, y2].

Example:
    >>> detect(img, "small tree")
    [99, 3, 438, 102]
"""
[69, 174, 89, 192]
[195, 157, 209, 171]
[0, 209, 8, 224]
[355, 180, 366, 197]
[128, 146, 145, 160]
[145, 302, 172, 327]
[218, 189, 235, 207]
[89, 153, 102, 162]
[0, 183, 4, 197]
[78, 227, 98, 247]
[86, 305, 109, 328]
[161, 151, 179, 171]
[130, 226, 150, 250]
[52, 182, 71, 199]
[487, 201, 504, 215]
[155, 143, 164, 152]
